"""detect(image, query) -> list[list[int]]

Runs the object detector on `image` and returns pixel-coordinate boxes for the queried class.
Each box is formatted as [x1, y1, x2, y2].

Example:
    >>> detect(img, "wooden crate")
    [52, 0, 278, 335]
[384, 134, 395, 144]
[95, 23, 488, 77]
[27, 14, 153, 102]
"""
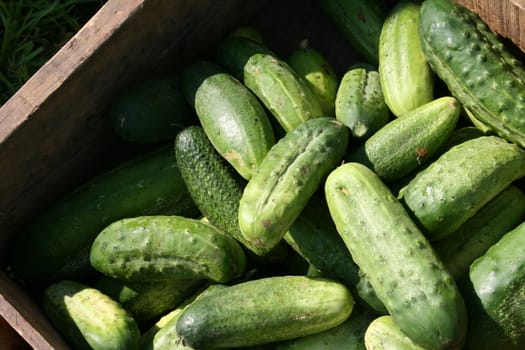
[0, 0, 521, 348]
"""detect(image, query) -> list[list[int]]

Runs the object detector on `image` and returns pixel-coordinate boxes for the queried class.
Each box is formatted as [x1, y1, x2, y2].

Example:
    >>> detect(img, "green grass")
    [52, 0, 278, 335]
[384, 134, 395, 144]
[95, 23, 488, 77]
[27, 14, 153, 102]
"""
[0, 0, 106, 105]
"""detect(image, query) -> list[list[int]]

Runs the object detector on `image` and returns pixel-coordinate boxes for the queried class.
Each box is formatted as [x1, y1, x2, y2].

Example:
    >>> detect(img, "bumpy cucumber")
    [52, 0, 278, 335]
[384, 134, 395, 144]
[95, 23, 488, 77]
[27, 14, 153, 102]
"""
[288, 46, 338, 116]
[318, 0, 385, 64]
[379, 0, 433, 117]
[7, 145, 198, 287]
[176, 276, 354, 348]
[182, 61, 275, 180]
[42, 280, 140, 350]
[174, 126, 248, 246]
[325, 162, 467, 350]
[95, 276, 203, 325]
[89, 215, 246, 283]
[433, 185, 525, 280]
[243, 52, 324, 132]
[462, 221, 525, 349]
[335, 66, 390, 140]
[108, 75, 195, 143]
[364, 315, 426, 350]
[347, 96, 460, 183]
[399, 136, 525, 241]
[239, 117, 349, 255]
[419, 0, 525, 147]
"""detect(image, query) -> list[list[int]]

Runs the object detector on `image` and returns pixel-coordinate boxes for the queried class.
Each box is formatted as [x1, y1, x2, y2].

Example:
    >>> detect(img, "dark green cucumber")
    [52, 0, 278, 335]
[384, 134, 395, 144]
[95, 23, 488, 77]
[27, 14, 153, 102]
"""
[108, 75, 195, 143]
[239, 117, 349, 255]
[462, 221, 525, 350]
[325, 162, 467, 350]
[95, 276, 204, 325]
[335, 66, 390, 140]
[42, 280, 140, 350]
[176, 276, 354, 348]
[364, 315, 426, 350]
[433, 185, 525, 280]
[399, 136, 525, 241]
[288, 46, 339, 116]
[318, 0, 386, 64]
[7, 145, 198, 287]
[379, 0, 434, 117]
[174, 126, 248, 246]
[182, 61, 275, 180]
[89, 215, 246, 283]
[419, 0, 525, 147]
[243, 52, 324, 132]
[229, 26, 265, 44]
[347, 96, 460, 183]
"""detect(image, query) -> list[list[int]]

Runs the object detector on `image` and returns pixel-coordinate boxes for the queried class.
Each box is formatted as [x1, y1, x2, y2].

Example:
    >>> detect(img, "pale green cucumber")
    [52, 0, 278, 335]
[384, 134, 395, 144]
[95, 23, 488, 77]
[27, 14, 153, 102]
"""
[364, 315, 426, 350]
[325, 162, 467, 350]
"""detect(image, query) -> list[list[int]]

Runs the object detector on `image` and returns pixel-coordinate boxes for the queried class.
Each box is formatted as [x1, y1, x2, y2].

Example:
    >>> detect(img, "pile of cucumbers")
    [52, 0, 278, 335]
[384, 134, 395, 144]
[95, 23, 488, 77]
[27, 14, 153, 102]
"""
[6, 0, 525, 349]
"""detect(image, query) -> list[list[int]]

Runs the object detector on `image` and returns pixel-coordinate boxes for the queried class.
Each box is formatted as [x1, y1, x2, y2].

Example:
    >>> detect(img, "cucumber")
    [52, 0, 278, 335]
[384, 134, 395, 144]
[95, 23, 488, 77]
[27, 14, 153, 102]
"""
[41, 280, 140, 350]
[174, 126, 248, 246]
[462, 220, 525, 350]
[89, 215, 247, 283]
[7, 145, 199, 287]
[364, 315, 426, 350]
[238, 117, 349, 255]
[347, 96, 460, 183]
[325, 162, 467, 350]
[419, 0, 525, 148]
[399, 136, 525, 241]
[182, 61, 275, 180]
[108, 75, 195, 143]
[288, 46, 338, 116]
[433, 185, 525, 280]
[176, 276, 354, 348]
[335, 66, 390, 140]
[318, 0, 386, 64]
[243, 52, 324, 132]
[379, 0, 434, 117]
[229, 26, 265, 44]
[95, 276, 203, 325]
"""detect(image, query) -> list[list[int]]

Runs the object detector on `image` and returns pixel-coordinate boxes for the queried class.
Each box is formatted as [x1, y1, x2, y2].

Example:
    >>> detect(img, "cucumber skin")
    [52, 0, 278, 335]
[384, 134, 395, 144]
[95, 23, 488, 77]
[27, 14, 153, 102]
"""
[399, 136, 525, 241]
[365, 315, 426, 350]
[89, 215, 246, 283]
[176, 276, 354, 348]
[419, 0, 525, 148]
[238, 117, 349, 255]
[243, 53, 324, 132]
[335, 67, 390, 140]
[462, 221, 525, 350]
[325, 162, 467, 350]
[42, 280, 140, 350]
[186, 61, 275, 180]
[7, 145, 198, 287]
[347, 96, 460, 183]
[379, 1, 433, 117]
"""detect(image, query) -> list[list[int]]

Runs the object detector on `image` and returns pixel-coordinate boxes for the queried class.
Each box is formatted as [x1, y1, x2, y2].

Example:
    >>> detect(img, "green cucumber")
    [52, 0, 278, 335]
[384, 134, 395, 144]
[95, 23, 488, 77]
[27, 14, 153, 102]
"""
[399, 135, 525, 241]
[433, 185, 525, 280]
[229, 26, 265, 44]
[364, 315, 426, 350]
[347, 96, 460, 183]
[7, 145, 198, 287]
[288, 46, 338, 116]
[379, 0, 434, 117]
[182, 61, 275, 180]
[419, 0, 525, 148]
[318, 0, 386, 64]
[42, 280, 140, 350]
[174, 126, 248, 246]
[325, 162, 467, 350]
[335, 66, 390, 140]
[176, 276, 354, 348]
[89, 215, 246, 283]
[238, 117, 349, 255]
[243, 52, 324, 132]
[462, 221, 525, 349]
